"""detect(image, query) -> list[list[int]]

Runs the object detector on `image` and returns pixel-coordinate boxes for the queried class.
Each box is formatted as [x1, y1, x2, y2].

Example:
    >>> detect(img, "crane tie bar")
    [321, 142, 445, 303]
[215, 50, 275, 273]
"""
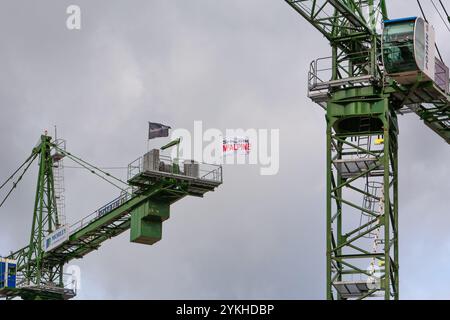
[0, 153, 38, 209]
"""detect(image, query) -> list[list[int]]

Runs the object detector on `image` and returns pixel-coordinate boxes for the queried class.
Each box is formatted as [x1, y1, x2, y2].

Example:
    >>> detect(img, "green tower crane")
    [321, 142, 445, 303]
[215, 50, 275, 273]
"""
[0, 134, 222, 299]
[284, 0, 449, 299]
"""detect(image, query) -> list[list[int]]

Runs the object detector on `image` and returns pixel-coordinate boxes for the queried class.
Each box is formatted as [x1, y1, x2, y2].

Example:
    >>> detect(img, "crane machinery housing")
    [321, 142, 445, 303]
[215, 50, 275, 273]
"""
[284, 0, 449, 300]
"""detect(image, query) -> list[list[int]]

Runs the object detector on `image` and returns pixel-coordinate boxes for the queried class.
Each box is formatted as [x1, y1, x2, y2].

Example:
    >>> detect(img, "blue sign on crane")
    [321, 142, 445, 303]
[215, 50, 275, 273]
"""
[0, 258, 17, 289]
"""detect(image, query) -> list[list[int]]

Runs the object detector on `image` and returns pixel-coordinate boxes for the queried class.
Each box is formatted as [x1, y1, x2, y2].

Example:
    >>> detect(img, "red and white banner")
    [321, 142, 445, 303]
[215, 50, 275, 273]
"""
[222, 137, 251, 155]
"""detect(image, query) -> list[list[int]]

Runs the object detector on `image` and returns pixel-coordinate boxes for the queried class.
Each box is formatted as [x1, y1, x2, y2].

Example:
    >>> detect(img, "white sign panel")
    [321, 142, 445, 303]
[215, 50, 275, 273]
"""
[222, 137, 251, 155]
[43, 225, 69, 252]
[422, 20, 436, 81]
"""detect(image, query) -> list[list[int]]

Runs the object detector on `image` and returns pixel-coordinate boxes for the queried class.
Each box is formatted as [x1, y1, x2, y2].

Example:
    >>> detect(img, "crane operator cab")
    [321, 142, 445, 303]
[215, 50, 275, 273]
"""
[382, 16, 449, 95]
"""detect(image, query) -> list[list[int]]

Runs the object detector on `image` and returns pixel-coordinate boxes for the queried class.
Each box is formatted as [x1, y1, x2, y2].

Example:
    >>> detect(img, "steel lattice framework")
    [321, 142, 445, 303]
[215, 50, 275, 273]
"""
[285, 0, 449, 299]
[326, 89, 398, 300]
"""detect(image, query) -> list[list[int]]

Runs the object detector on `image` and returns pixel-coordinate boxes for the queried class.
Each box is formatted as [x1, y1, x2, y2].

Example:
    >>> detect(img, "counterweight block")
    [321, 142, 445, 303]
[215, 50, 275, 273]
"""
[130, 201, 170, 245]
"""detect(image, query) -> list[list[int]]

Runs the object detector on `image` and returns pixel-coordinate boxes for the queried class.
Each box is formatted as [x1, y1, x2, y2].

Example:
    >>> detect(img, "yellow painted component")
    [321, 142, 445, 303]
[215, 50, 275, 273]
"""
[375, 138, 384, 145]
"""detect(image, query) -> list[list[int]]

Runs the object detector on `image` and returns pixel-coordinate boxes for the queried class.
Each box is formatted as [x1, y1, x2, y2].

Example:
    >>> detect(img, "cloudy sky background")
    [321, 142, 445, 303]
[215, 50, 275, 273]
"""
[0, 0, 449, 299]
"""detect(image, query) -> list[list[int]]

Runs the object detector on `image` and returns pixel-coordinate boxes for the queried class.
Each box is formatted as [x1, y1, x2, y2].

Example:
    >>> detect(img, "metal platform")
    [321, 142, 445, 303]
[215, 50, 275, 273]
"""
[311, 75, 375, 92]
[332, 158, 383, 179]
[0, 285, 76, 300]
[333, 280, 380, 299]
[127, 152, 223, 197]
[3, 148, 223, 300]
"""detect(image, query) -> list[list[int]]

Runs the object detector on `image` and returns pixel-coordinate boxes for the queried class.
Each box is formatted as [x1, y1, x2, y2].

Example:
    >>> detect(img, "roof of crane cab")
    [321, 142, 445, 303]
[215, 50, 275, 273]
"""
[384, 16, 417, 24]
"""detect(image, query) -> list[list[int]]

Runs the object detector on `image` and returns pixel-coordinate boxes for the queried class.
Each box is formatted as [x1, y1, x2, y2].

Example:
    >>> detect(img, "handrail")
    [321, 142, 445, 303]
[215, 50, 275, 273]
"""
[69, 190, 134, 235]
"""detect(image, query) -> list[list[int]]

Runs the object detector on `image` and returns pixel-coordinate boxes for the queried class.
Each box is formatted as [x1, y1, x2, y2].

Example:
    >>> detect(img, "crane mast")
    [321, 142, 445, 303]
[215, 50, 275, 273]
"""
[285, 0, 449, 300]
[1, 0, 448, 301]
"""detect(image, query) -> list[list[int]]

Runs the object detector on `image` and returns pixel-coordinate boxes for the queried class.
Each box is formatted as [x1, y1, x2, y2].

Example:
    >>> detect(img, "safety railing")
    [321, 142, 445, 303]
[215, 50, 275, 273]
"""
[308, 50, 377, 94]
[127, 154, 223, 184]
[14, 273, 76, 297]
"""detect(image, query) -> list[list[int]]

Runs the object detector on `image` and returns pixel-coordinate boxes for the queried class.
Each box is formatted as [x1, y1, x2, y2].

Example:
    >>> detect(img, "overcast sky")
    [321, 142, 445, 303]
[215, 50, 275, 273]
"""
[0, 0, 449, 299]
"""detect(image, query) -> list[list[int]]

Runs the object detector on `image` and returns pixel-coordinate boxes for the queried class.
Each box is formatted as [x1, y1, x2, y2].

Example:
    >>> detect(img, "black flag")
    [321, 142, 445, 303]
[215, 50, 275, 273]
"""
[148, 122, 171, 139]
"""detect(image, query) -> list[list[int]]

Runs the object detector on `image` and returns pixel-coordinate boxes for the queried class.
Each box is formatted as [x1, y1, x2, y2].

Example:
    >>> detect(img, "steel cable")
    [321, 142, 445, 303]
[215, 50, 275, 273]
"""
[0, 153, 38, 208]
[0, 153, 36, 191]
